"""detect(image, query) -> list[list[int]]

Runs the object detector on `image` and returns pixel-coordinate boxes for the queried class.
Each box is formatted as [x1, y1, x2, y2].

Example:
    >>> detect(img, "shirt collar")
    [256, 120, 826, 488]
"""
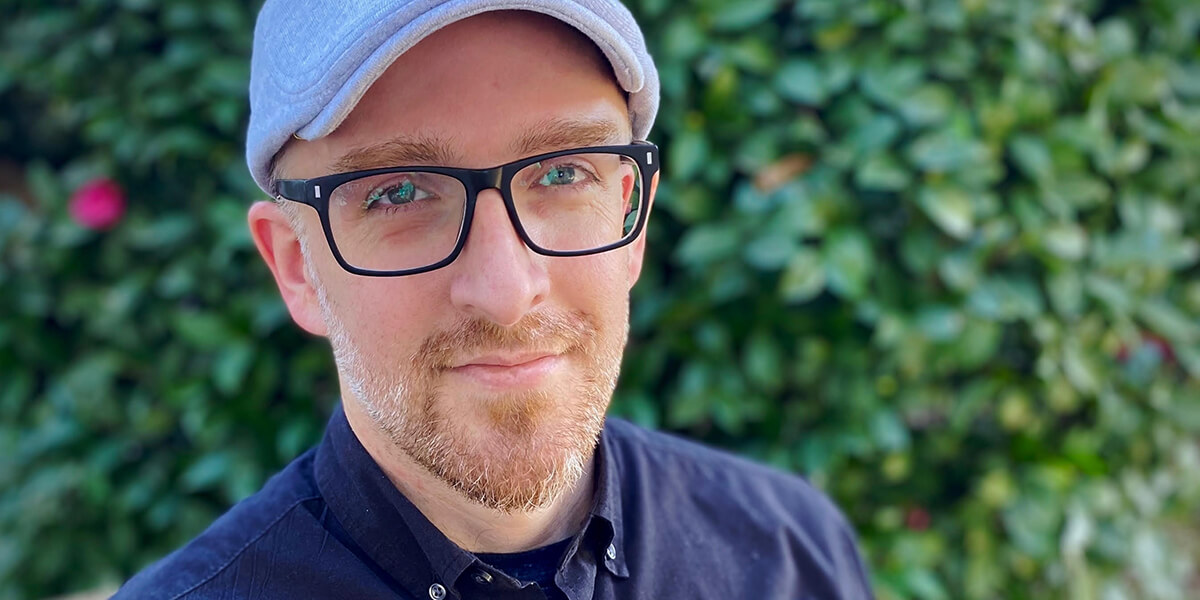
[586, 423, 629, 578]
[314, 403, 629, 598]
[314, 404, 473, 595]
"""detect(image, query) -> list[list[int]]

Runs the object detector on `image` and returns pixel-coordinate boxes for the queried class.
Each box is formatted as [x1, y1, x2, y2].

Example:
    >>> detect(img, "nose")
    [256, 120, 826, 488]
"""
[448, 188, 549, 326]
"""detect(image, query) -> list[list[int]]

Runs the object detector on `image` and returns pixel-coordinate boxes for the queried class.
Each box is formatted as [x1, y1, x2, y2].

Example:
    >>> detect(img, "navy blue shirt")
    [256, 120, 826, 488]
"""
[116, 404, 874, 599]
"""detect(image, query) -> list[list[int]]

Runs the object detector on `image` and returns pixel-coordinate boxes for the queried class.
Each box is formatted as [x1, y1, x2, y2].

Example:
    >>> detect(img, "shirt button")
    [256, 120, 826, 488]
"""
[473, 570, 494, 585]
[606, 544, 617, 560]
[428, 583, 447, 600]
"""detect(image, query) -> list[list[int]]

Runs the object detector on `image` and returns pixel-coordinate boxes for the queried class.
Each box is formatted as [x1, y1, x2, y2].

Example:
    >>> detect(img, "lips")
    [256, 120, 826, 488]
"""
[447, 352, 565, 388]
[451, 352, 557, 368]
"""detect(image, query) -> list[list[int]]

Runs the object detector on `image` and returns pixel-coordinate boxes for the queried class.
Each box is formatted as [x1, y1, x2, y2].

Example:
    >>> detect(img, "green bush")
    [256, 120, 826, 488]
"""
[2, 0, 1198, 598]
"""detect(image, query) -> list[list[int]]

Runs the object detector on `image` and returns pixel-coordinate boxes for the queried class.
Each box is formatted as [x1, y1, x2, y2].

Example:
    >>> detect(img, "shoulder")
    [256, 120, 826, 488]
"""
[113, 449, 323, 600]
[604, 417, 846, 524]
[603, 418, 872, 597]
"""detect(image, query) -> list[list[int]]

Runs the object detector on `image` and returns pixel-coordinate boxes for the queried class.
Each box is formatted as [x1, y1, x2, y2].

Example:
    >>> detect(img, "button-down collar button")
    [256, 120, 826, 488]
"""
[428, 583, 447, 600]
[472, 570, 494, 585]
[605, 543, 617, 560]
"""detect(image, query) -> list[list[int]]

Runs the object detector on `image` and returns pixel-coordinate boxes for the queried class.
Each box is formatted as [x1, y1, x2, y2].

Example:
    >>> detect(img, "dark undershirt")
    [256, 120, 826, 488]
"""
[476, 537, 572, 600]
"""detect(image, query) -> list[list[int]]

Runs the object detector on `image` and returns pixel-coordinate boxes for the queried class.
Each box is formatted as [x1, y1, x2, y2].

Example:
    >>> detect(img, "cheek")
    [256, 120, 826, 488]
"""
[319, 275, 443, 352]
[548, 251, 632, 313]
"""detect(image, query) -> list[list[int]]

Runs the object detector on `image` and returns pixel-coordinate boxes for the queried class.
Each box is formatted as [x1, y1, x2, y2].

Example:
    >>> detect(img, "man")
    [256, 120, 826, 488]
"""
[116, 1, 873, 598]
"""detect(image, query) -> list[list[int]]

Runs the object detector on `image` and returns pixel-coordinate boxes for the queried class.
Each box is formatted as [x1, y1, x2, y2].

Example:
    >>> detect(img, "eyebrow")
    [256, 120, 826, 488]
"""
[509, 117, 627, 157]
[331, 134, 462, 173]
[328, 117, 628, 174]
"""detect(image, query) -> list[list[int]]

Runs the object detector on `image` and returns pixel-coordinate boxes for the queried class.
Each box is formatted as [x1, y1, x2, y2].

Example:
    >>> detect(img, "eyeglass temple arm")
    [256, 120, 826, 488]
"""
[276, 179, 314, 205]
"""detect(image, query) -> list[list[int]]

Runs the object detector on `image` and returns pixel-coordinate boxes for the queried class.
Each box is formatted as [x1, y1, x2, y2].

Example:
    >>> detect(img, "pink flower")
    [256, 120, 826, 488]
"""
[905, 506, 931, 531]
[69, 178, 126, 230]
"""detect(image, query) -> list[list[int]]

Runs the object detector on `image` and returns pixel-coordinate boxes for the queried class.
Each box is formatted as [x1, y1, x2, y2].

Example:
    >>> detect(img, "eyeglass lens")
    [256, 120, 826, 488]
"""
[325, 151, 643, 272]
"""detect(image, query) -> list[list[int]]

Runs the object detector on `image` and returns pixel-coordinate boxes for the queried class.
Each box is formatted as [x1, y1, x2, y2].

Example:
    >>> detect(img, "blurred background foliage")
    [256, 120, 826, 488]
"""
[1, 0, 1198, 598]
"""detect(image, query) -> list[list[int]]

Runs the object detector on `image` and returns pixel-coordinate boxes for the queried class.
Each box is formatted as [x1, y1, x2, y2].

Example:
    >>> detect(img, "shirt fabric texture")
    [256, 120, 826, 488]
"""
[115, 404, 874, 599]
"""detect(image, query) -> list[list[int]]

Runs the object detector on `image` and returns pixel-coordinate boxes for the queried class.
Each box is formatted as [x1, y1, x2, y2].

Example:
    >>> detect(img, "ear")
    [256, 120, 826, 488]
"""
[247, 201, 329, 337]
[625, 172, 658, 289]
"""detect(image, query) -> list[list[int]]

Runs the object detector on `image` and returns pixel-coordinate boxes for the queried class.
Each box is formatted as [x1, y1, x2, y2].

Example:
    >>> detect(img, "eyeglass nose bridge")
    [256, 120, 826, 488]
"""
[462, 166, 507, 197]
[456, 164, 527, 250]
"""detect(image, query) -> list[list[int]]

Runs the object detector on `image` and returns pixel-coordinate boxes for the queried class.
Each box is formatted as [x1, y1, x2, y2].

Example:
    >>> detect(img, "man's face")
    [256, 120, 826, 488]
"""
[264, 12, 649, 512]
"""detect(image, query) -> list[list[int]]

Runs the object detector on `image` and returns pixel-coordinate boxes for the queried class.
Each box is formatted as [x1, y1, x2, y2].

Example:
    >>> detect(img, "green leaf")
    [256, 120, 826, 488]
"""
[855, 153, 911, 191]
[744, 232, 797, 270]
[776, 60, 828, 106]
[1086, 274, 1134, 314]
[742, 331, 783, 391]
[859, 60, 925, 108]
[173, 311, 237, 349]
[823, 228, 874, 299]
[726, 38, 778, 74]
[127, 216, 196, 250]
[1041, 223, 1089, 261]
[669, 128, 710, 181]
[1009, 135, 1053, 182]
[869, 410, 911, 451]
[1097, 18, 1137, 60]
[938, 252, 980, 291]
[213, 342, 254, 396]
[779, 247, 826, 303]
[1097, 139, 1150, 177]
[954, 320, 1002, 368]
[904, 568, 950, 600]
[1047, 270, 1084, 317]
[967, 276, 1045, 321]
[916, 306, 966, 342]
[1138, 298, 1200, 342]
[1169, 62, 1200, 99]
[814, 21, 857, 51]
[907, 132, 987, 172]
[848, 114, 901, 156]
[897, 84, 956, 127]
[918, 184, 975, 239]
[1046, 173, 1111, 208]
[710, 0, 778, 32]
[661, 18, 705, 61]
[1062, 341, 1100, 394]
[180, 452, 232, 492]
[675, 225, 740, 267]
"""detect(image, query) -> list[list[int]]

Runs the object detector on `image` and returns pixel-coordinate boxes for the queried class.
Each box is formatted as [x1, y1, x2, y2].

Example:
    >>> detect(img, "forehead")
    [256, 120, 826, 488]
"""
[281, 11, 631, 178]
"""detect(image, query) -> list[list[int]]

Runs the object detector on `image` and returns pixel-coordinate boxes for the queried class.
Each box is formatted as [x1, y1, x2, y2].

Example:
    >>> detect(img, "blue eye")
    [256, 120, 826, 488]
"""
[365, 179, 426, 208]
[539, 166, 578, 186]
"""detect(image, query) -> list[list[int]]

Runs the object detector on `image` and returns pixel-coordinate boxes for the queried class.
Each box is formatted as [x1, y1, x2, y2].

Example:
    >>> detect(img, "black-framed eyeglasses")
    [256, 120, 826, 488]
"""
[275, 141, 659, 277]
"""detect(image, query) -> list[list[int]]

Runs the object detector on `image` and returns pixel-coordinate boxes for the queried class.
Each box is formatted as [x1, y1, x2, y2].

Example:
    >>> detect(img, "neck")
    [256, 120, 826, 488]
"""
[344, 402, 596, 554]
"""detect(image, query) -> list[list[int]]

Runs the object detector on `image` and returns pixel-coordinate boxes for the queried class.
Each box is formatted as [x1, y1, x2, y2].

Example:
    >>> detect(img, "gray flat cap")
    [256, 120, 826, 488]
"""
[247, 0, 660, 195]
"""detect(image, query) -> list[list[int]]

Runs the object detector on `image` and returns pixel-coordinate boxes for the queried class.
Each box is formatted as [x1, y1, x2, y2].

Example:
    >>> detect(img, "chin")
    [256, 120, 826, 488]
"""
[415, 382, 609, 512]
[329, 303, 623, 511]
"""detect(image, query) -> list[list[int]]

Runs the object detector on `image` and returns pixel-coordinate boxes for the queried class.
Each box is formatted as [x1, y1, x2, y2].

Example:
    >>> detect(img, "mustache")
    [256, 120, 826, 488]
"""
[416, 310, 598, 369]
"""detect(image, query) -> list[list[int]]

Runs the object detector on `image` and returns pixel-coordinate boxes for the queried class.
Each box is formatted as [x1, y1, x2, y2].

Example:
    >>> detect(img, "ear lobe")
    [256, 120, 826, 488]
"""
[247, 201, 329, 336]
